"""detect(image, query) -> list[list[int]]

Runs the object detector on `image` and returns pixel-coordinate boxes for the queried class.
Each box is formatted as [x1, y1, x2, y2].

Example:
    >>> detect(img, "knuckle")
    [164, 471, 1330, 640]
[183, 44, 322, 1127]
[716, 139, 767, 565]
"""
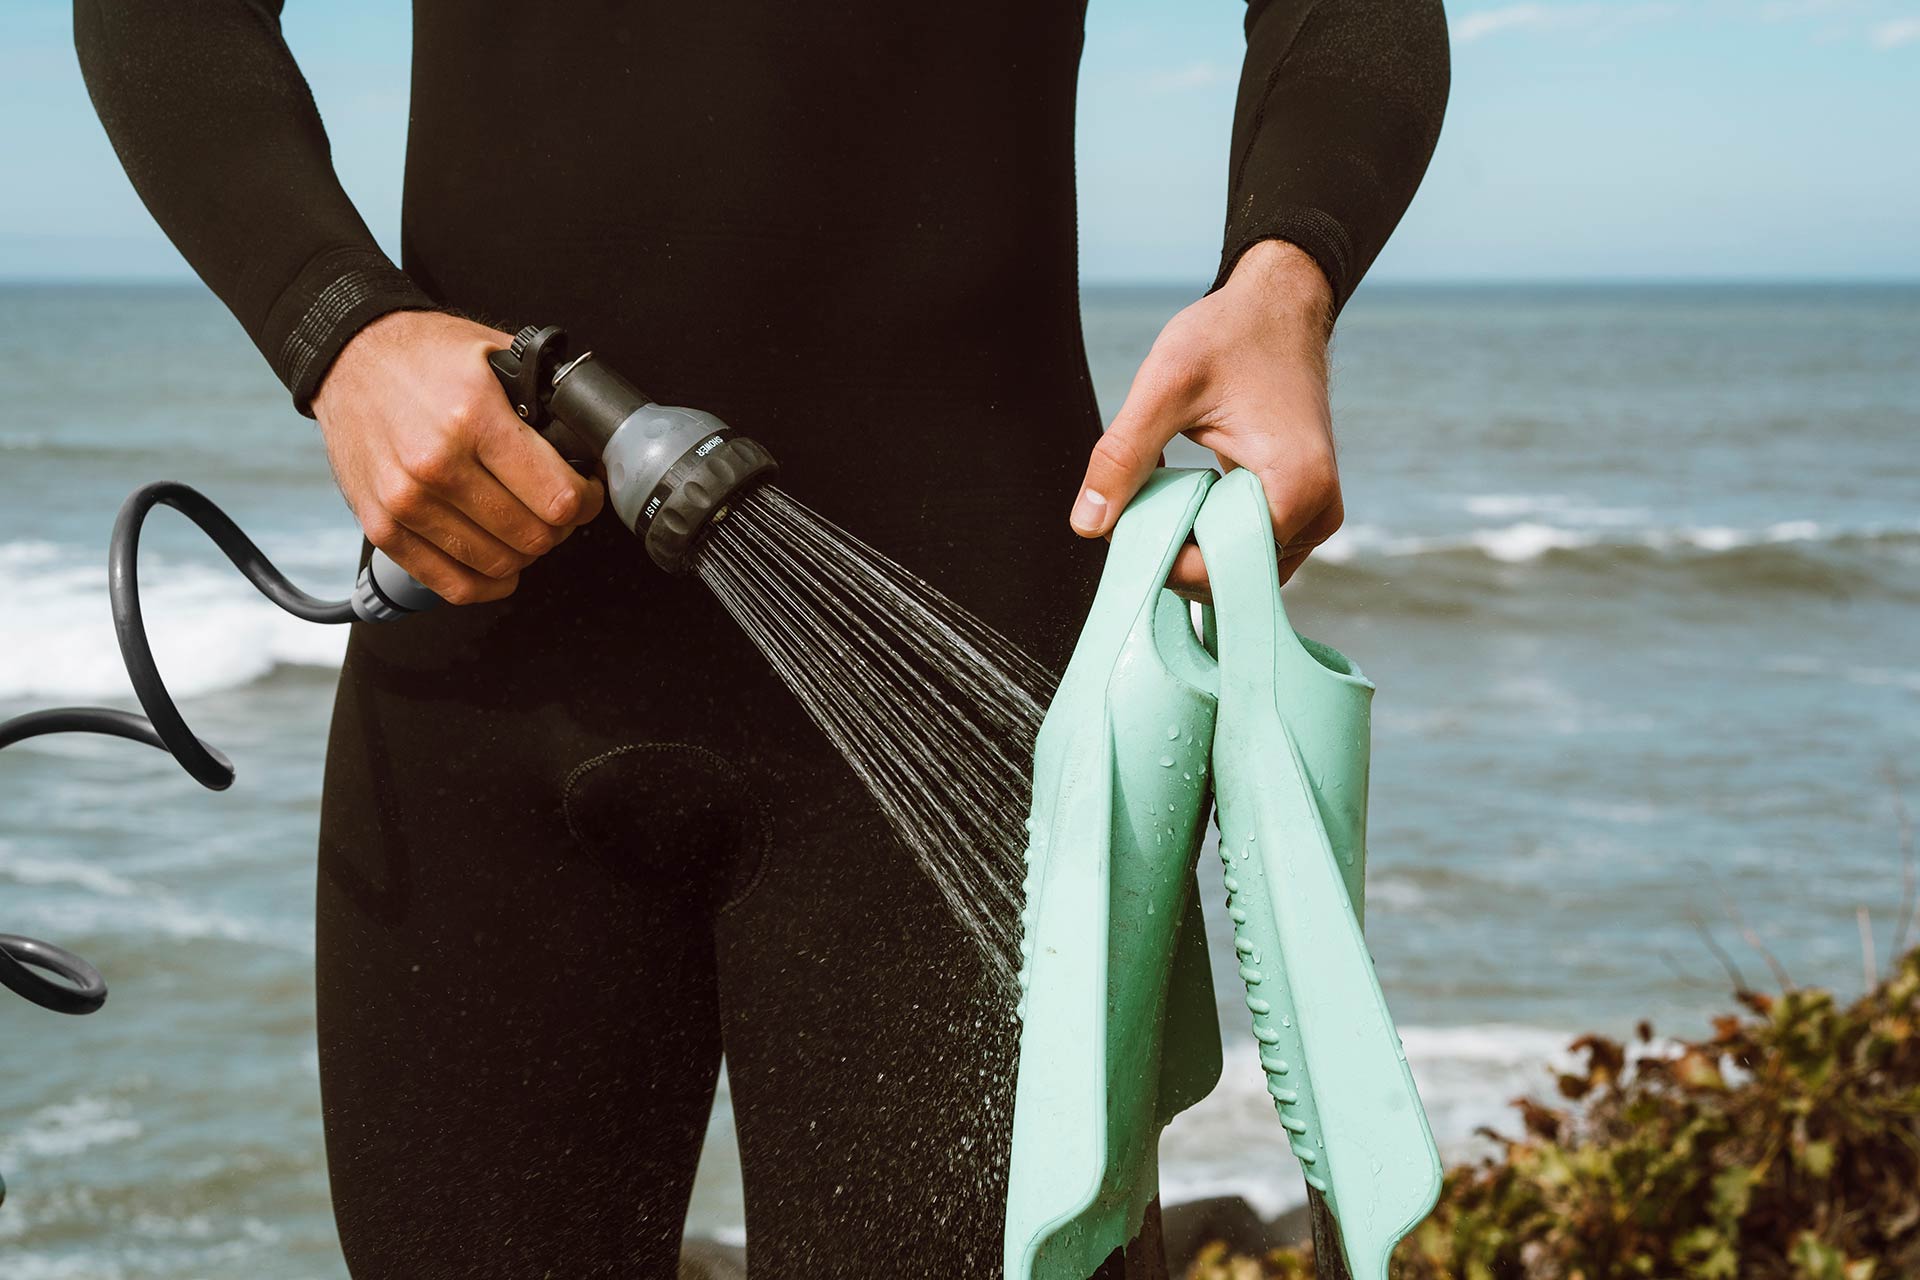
[1270, 447, 1338, 499]
[441, 391, 488, 435]
[484, 547, 533, 578]
[380, 479, 428, 521]
[417, 451, 461, 490]
[520, 524, 560, 555]
[1146, 335, 1206, 393]
[1092, 429, 1152, 477]
[400, 438, 460, 489]
[543, 486, 584, 525]
[1303, 451, 1340, 496]
[439, 574, 494, 606]
[361, 511, 401, 548]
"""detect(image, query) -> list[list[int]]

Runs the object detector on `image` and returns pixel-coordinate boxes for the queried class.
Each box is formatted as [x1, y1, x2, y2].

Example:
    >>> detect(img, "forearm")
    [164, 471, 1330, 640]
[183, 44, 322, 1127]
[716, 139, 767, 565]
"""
[1218, 0, 1450, 312]
[73, 0, 436, 410]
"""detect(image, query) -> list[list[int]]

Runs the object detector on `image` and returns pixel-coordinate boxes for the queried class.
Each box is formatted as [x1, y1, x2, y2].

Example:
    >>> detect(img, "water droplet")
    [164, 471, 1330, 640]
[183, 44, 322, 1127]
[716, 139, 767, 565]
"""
[1165, 724, 1180, 740]
[1158, 755, 1174, 768]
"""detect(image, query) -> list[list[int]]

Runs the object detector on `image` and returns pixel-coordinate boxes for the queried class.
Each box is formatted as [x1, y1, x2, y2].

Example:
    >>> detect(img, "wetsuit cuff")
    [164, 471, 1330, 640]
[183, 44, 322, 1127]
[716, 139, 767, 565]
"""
[261, 245, 440, 416]
[1212, 212, 1352, 315]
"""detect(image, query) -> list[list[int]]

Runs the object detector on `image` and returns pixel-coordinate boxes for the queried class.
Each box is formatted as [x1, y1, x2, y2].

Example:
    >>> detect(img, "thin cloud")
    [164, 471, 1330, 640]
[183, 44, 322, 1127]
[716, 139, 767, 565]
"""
[1146, 62, 1231, 93]
[1452, 1, 1675, 44]
[1870, 16, 1920, 46]
[1454, 4, 1555, 42]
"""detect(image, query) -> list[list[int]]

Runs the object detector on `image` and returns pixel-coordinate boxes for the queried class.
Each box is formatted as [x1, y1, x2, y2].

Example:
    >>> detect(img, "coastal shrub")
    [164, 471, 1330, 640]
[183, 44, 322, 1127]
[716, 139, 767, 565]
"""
[1187, 946, 1920, 1279]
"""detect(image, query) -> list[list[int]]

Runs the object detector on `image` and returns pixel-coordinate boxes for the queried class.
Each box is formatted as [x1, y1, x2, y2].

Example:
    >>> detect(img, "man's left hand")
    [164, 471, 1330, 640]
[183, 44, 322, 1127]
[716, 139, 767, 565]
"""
[1069, 239, 1341, 597]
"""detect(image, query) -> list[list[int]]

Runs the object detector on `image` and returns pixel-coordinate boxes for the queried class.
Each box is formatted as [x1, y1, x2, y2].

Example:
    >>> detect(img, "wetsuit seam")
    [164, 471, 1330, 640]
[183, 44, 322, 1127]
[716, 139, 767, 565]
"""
[1215, 0, 1357, 304]
[559, 742, 773, 914]
[1225, 0, 1323, 224]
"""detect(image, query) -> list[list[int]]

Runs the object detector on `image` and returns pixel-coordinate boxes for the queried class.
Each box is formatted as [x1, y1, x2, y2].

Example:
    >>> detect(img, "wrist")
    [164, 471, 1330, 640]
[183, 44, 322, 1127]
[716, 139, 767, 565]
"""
[1225, 240, 1334, 336]
[313, 310, 412, 421]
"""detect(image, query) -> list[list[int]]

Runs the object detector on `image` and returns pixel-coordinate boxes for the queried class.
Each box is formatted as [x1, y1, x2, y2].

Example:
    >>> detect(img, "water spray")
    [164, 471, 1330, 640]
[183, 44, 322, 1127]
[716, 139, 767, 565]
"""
[0, 325, 1046, 1015]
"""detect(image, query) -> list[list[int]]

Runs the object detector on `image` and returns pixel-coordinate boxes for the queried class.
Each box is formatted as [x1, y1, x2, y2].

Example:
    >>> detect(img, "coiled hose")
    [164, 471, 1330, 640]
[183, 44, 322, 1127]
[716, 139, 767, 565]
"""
[0, 481, 358, 1014]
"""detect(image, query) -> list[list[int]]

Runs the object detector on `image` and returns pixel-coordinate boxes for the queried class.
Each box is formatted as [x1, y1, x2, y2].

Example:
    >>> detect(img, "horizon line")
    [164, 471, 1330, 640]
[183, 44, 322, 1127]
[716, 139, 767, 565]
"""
[2, 274, 1917, 290]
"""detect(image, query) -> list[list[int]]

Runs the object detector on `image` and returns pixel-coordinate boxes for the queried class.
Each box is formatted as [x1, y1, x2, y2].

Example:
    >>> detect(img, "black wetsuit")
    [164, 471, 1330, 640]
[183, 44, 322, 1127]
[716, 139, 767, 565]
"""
[73, 3, 1447, 1275]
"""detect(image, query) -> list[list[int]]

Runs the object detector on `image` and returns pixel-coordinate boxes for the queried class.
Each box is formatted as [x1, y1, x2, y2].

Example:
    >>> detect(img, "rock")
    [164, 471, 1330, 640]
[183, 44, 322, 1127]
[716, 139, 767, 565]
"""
[1267, 1200, 1313, 1249]
[678, 1237, 747, 1280]
[1160, 1196, 1274, 1269]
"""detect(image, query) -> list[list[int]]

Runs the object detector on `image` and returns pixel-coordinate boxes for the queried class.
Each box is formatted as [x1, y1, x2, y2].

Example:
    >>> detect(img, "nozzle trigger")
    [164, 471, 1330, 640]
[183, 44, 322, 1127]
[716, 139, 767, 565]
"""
[487, 324, 570, 432]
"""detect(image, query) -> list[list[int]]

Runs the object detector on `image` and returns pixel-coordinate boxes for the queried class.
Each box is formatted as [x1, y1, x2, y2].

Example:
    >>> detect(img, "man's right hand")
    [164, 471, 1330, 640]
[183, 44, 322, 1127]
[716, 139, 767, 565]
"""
[312, 311, 605, 605]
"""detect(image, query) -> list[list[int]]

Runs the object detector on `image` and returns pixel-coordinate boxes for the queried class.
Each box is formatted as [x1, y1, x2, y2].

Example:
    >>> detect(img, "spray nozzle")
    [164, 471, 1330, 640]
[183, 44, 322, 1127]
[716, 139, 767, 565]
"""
[488, 323, 779, 574]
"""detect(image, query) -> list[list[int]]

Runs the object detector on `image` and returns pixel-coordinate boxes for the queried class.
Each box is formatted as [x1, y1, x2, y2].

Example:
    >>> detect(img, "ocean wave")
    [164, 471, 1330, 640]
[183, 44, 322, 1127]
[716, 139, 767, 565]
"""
[0, 1096, 142, 1165]
[1461, 492, 1652, 527]
[3, 892, 303, 952]
[1764, 654, 1920, 693]
[1316, 516, 1920, 567]
[0, 837, 306, 950]
[0, 846, 143, 897]
[0, 538, 354, 701]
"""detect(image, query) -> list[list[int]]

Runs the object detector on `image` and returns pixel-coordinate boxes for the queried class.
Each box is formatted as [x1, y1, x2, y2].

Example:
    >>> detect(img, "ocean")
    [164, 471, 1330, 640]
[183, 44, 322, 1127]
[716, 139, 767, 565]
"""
[2, 282, 1916, 1277]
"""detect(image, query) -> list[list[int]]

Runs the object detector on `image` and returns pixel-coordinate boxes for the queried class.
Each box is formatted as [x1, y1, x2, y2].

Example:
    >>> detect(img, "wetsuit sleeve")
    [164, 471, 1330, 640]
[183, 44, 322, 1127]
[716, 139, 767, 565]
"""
[73, 0, 438, 413]
[1217, 0, 1451, 313]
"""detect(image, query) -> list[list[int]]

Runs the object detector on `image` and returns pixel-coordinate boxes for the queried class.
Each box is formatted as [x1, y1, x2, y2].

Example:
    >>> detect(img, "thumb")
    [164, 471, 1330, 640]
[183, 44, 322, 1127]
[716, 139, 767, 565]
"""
[1069, 368, 1193, 538]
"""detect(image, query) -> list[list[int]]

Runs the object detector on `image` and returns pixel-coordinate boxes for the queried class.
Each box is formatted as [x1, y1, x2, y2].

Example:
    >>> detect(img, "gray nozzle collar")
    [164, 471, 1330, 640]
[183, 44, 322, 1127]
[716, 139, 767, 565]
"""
[601, 406, 777, 571]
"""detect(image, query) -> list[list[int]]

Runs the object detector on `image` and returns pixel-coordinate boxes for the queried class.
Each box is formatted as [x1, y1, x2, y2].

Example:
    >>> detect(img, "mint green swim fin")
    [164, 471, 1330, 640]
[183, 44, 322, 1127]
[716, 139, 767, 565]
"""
[1005, 468, 1224, 1280]
[1194, 469, 1442, 1280]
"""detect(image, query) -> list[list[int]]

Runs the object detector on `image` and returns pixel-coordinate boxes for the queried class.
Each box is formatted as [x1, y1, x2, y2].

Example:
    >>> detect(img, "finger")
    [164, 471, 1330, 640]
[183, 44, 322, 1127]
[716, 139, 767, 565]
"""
[472, 407, 607, 529]
[363, 519, 519, 606]
[1276, 545, 1315, 585]
[379, 477, 535, 579]
[1165, 542, 1210, 602]
[1239, 450, 1335, 543]
[1070, 357, 1199, 537]
[437, 458, 572, 560]
[1274, 506, 1344, 585]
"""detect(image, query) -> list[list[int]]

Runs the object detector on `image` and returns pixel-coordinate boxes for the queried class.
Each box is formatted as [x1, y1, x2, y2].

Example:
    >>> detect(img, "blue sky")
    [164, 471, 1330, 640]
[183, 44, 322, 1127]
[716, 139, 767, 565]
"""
[1, 0, 1916, 284]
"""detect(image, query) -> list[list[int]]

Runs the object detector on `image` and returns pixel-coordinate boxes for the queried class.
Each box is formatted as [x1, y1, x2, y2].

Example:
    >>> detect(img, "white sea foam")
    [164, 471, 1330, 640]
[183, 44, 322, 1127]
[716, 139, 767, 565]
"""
[9, 892, 302, 951]
[0, 845, 143, 897]
[1472, 521, 1596, 562]
[0, 1096, 141, 1163]
[1763, 654, 1920, 694]
[0, 1255, 129, 1280]
[0, 537, 353, 701]
[1311, 514, 1917, 568]
[1463, 493, 1651, 526]
[1158, 1021, 1584, 1217]
[0, 835, 303, 950]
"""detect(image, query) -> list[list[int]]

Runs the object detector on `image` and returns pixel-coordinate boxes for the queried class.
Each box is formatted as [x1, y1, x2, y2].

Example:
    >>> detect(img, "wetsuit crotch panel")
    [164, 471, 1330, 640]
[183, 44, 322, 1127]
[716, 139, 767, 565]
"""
[561, 741, 773, 912]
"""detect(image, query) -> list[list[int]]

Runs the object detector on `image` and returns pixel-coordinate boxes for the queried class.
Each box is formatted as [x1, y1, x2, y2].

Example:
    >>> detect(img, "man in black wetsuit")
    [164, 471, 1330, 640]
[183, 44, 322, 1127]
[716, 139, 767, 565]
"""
[75, 3, 1447, 1276]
